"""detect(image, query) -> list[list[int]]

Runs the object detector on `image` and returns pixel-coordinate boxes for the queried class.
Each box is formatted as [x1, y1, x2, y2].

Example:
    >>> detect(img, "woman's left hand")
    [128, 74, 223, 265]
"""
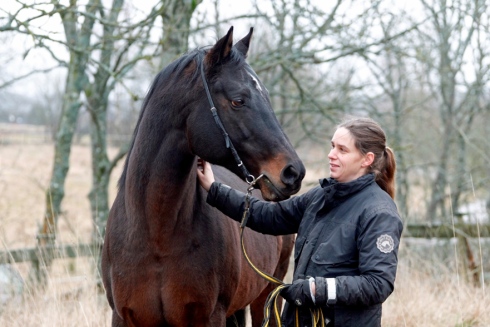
[197, 158, 215, 191]
[280, 279, 314, 307]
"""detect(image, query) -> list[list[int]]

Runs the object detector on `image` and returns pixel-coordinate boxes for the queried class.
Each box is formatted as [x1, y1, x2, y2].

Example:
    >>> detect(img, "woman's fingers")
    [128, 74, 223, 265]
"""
[197, 158, 205, 172]
[197, 158, 214, 191]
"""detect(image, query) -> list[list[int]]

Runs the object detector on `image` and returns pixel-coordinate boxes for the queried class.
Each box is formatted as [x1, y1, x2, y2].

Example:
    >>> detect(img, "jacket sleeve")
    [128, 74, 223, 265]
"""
[335, 205, 403, 306]
[206, 182, 307, 235]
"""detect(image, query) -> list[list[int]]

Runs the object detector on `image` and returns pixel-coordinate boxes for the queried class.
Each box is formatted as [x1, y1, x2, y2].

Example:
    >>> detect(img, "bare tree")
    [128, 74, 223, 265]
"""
[416, 0, 488, 221]
[86, 0, 202, 244]
[238, 1, 418, 145]
[358, 5, 416, 219]
[37, 1, 100, 271]
[0, 0, 203, 282]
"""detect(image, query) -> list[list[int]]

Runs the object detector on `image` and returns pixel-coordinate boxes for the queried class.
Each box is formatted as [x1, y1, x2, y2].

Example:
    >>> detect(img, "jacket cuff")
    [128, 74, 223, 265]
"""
[314, 277, 337, 305]
[206, 182, 245, 223]
[314, 276, 327, 305]
[206, 182, 222, 206]
[206, 182, 232, 208]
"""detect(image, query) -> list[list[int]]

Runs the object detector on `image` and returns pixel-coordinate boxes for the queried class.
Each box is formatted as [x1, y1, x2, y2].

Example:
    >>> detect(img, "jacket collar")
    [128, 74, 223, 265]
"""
[319, 173, 375, 199]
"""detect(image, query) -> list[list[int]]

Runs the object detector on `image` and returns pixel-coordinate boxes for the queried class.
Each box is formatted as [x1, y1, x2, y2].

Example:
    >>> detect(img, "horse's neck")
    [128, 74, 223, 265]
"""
[126, 128, 202, 233]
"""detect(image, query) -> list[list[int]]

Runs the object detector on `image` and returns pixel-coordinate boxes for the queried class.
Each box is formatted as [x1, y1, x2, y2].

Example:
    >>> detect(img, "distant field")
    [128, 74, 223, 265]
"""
[1, 143, 489, 326]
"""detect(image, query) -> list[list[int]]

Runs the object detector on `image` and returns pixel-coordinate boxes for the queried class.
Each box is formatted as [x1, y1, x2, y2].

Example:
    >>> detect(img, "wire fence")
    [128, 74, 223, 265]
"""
[0, 123, 52, 145]
[0, 123, 131, 146]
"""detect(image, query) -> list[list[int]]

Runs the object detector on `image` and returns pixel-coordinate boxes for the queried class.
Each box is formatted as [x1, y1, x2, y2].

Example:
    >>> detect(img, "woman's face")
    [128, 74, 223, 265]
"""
[328, 127, 370, 183]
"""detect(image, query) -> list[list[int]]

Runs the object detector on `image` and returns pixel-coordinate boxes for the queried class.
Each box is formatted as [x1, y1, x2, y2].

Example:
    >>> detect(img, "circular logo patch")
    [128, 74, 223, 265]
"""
[376, 234, 394, 253]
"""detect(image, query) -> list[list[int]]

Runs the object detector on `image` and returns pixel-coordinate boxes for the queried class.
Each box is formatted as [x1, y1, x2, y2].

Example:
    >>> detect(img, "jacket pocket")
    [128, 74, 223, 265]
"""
[311, 221, 357, 267]
[311, 241, 355, 266]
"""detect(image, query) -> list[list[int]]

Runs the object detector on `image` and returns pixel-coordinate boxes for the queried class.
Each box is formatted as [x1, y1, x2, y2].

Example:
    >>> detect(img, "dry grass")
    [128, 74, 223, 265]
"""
[0, 143, 489, 326]
[0, 144, 116, 326]
[382, 247, 490, 326]
[0, 260, 111, 326]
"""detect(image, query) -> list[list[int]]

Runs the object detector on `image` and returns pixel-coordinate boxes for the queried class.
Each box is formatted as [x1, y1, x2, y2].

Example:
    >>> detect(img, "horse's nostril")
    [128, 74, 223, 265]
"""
[281, 164, 300, 186]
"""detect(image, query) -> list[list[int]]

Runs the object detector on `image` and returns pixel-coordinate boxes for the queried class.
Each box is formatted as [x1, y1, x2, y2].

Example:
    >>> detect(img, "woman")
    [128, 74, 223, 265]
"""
[197, 117, 403, 326]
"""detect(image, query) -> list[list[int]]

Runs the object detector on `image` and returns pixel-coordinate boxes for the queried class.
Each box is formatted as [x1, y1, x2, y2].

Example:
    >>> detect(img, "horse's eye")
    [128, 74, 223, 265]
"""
[231, 99, 244, 108]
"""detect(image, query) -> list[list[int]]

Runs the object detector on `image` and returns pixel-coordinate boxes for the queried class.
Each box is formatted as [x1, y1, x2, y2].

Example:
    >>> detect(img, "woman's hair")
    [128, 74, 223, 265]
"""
[338, 117, 396, 199]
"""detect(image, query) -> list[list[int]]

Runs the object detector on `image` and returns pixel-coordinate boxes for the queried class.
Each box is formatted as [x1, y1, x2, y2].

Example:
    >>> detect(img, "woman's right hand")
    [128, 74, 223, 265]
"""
[197, 158, 215, 191]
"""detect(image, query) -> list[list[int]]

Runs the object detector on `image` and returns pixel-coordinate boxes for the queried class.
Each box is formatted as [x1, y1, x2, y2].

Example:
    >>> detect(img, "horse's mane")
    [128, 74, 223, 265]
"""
[117, 46, 246, 190]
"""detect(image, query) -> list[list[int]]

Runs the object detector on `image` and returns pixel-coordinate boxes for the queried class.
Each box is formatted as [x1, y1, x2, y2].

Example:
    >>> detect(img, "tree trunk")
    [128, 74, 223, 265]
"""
[34, 0, 99, 284]
[159, 0, 202, 67]
[451, 131, 467, 213]
[87, 0, 203, 247]
[87, 0, 125, 246]
[425, 19, 456, 222]
[393, 94, 409, 219]
[426, 123, 451, 222]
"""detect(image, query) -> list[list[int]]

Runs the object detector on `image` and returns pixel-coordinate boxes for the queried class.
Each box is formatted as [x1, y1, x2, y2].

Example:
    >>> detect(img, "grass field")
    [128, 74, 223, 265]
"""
[0, 143, 489, 326]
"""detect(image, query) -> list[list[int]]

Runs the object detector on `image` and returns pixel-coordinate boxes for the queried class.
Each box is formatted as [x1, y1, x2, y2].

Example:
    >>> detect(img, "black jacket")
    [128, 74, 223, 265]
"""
[207, 173, 403, 327]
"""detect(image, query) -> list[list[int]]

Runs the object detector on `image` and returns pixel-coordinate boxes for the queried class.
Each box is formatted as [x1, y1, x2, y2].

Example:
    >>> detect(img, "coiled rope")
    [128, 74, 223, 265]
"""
[239, 177, 325, 327]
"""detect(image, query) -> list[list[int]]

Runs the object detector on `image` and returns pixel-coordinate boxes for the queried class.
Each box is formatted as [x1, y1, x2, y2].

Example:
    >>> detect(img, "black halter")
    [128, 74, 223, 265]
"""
[199, 55, 256, 184]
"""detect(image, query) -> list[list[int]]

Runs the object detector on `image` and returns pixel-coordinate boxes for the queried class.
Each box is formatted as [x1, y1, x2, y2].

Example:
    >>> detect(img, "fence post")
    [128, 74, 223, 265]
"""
[455, 214, 479, 285]
[29, 233, 56, 285]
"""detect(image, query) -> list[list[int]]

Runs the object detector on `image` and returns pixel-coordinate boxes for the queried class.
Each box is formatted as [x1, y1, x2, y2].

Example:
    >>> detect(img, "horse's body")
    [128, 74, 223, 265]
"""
[102, 27, 305, 327]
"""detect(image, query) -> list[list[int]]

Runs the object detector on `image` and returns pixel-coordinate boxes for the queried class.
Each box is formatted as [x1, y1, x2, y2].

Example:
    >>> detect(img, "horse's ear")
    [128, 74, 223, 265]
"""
[206, 26, 234, 67]
[235, 27, 254, 57]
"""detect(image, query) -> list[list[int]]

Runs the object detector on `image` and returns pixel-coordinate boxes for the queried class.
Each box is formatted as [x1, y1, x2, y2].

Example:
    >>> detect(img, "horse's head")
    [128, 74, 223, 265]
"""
[188, 27, 305, 200]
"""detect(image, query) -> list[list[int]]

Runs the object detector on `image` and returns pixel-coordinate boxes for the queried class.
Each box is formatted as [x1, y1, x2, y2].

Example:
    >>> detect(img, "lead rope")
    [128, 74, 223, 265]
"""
[239, 176, 325, 327]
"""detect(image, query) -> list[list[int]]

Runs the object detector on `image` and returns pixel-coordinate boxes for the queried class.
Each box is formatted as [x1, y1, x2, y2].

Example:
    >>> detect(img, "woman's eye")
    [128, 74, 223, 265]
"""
[231, 99, 244, 108]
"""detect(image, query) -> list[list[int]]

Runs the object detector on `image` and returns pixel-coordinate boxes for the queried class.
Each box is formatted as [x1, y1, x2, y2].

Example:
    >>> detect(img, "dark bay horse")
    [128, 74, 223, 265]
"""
[101, 27, 305, 327]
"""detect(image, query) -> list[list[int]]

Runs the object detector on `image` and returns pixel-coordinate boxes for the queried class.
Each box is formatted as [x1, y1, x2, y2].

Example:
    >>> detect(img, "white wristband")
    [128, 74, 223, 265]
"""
[308, 277, 316, 304]
[326, 278, 336, 304]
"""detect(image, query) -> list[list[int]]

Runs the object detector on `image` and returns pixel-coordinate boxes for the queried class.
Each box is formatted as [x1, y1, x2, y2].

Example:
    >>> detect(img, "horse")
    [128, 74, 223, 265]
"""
[101, 26, 305, 327]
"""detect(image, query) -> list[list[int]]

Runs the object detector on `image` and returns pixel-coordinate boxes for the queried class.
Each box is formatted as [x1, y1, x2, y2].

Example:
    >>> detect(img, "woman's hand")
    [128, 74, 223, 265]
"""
[197, 158, 215, 191]
[280, 279, 315, 307]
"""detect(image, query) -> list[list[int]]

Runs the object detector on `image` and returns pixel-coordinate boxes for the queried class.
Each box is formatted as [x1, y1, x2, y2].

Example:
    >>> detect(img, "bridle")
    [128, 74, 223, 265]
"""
[199, 55, 260, 185]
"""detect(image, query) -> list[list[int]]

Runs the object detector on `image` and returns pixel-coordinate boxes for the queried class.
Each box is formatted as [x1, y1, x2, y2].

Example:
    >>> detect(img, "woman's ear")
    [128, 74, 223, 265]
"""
[362, 152, 375, 168]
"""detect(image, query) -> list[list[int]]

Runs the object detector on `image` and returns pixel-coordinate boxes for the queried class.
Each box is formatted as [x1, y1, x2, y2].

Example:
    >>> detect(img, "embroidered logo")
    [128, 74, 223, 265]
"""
[376, 234, 394, 253]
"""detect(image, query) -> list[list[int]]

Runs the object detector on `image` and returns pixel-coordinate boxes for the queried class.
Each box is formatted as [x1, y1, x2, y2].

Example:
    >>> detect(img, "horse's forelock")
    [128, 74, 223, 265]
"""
[205, 47, 246, 85]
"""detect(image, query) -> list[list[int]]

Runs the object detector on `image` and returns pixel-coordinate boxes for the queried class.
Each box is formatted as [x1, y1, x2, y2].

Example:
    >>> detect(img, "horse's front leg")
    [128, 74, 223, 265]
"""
[204, 305, 229, 327]
[226, 309, 247, 327]
[111, 310, 129, 327]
